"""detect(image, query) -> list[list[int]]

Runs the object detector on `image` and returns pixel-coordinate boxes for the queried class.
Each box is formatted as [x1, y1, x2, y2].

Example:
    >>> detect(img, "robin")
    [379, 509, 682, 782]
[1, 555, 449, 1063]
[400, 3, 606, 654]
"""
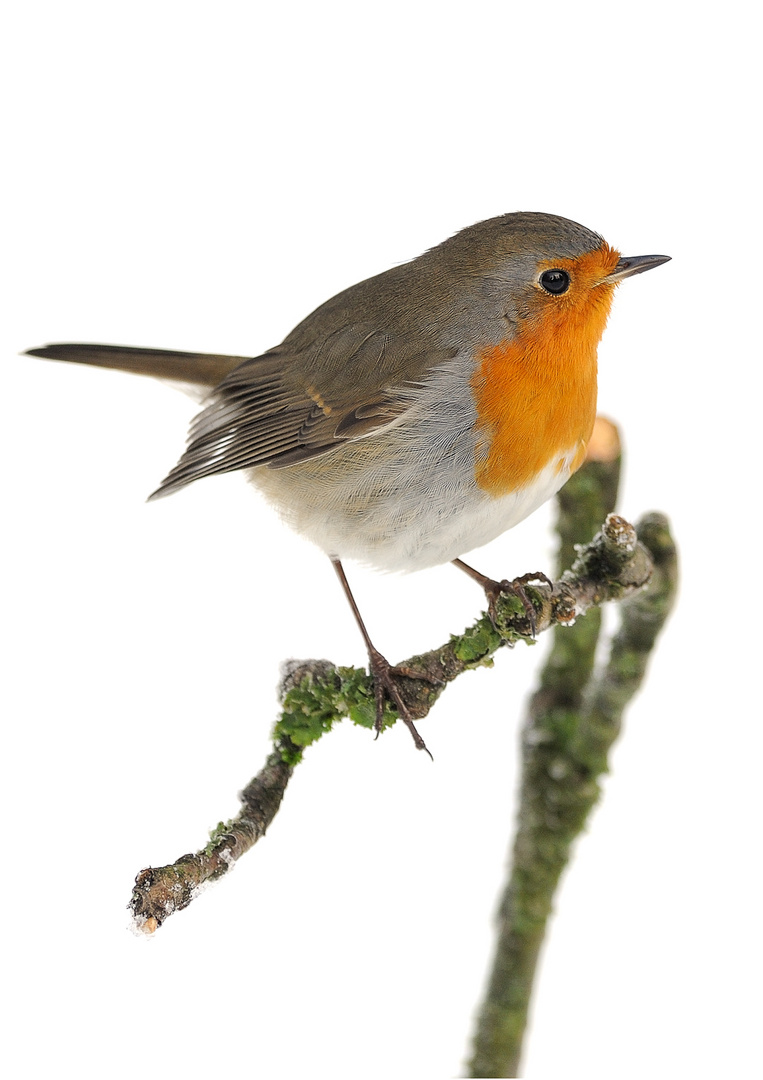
[27, 212, 670, 754]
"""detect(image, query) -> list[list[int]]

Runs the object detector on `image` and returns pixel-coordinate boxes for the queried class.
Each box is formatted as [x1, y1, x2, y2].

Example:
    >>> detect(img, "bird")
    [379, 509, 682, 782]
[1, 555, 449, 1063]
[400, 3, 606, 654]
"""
[27, 211, 670, 754]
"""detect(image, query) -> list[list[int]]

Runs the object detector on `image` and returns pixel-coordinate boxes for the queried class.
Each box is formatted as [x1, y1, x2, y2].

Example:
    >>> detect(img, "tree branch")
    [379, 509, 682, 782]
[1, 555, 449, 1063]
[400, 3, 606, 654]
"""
[467, 490, 678, 1075]
[129, 508, 659, 933]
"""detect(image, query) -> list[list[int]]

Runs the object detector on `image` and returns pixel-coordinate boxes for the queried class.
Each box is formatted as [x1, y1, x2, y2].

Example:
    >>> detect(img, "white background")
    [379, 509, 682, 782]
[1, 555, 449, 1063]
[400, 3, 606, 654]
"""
[3, 3, 760, 1077]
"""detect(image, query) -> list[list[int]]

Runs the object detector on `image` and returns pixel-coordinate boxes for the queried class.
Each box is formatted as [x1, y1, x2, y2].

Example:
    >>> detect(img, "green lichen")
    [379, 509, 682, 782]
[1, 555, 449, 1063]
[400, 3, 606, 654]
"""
[452, 607, 534, 666]
[273, 665, 399, 764]
[452, 618, 501, 664]
[204, 819, 235, 855]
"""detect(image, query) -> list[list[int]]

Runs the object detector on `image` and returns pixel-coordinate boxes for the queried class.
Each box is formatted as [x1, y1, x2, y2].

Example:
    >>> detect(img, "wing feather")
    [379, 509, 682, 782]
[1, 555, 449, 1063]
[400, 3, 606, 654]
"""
[150, 333, 457, 499]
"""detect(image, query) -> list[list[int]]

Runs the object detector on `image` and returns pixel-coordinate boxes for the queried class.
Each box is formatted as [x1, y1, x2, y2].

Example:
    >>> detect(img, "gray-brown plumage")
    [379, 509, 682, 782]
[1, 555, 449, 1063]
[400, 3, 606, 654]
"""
[28, 213, 609, 500]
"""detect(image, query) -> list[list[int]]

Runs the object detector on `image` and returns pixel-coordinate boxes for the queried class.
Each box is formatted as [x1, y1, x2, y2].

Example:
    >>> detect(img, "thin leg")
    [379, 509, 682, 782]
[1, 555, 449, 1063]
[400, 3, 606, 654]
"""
[452, 558, 551, 636]
[331, 558, 432, 757]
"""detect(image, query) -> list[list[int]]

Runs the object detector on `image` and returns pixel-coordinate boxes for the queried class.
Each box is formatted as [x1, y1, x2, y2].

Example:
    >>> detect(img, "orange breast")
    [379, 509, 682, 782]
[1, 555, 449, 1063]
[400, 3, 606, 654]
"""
[471, 243, 620, 495]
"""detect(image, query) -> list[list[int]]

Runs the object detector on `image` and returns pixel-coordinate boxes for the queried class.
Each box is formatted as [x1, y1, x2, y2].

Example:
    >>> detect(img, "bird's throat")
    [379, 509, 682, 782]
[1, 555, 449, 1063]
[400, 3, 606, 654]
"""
[471, 257, 618, 497]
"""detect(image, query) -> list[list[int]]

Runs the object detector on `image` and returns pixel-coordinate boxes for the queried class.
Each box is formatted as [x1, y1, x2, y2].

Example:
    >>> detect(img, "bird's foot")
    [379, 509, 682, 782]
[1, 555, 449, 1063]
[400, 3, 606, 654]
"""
[367, 646, 436, 759]
[482, 572, 553, 638]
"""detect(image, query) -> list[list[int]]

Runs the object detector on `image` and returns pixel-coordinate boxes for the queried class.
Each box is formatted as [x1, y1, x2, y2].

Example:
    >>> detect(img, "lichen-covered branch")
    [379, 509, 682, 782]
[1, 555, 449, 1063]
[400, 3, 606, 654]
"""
[129, 508, 658, 932]
[467, 506, 678, 1075]
[130, 750, 295, 933]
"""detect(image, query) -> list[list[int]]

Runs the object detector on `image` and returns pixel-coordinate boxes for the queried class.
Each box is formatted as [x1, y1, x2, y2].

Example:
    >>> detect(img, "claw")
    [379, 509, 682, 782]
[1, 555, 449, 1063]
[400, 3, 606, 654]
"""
[495, 572, 552, 636]
[453, 559, 552, 638]
[367, 647, 433, 759]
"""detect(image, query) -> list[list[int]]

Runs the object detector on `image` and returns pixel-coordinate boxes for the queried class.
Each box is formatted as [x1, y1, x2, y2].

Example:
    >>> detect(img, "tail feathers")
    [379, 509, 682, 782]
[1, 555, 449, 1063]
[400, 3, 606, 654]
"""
[24, 343, 250, 388]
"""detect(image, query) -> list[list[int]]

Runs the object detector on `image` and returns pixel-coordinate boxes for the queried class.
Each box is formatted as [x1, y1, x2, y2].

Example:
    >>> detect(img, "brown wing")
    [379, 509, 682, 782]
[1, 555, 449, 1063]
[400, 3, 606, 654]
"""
[150, 326, 456, 498]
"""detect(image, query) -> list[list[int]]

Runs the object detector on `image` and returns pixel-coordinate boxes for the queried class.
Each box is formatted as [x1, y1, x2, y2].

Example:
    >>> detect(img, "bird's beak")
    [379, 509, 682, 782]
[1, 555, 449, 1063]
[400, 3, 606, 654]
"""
[604, 253, 671, 283]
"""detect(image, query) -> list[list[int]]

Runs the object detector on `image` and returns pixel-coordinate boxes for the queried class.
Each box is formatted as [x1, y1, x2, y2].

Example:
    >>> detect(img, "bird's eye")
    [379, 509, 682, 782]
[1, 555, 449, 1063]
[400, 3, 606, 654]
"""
[539, 269, 570, 295]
